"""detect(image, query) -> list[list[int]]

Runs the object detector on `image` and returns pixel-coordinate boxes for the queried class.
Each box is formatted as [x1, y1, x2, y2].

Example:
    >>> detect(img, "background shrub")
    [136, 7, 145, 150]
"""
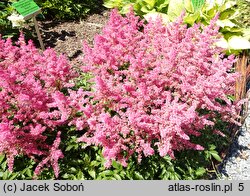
[35, 0, 105, 20]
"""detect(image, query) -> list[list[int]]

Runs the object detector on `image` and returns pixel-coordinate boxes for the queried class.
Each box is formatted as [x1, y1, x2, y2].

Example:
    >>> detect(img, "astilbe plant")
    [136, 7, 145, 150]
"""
[79, 9, 243, 167]
[0, 34, 77, 178]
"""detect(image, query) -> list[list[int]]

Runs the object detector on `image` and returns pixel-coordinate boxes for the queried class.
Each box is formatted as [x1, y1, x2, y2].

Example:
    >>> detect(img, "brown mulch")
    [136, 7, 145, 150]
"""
[38, 10, 110, 66]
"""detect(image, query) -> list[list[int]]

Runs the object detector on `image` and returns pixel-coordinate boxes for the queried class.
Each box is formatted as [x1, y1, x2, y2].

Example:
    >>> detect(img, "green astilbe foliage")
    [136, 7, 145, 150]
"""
[0, 142, 223, 180]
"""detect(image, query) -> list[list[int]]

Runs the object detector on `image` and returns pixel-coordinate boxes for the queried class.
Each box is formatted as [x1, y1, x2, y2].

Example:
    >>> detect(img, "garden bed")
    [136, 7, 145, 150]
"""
[1, 0, 250, 180]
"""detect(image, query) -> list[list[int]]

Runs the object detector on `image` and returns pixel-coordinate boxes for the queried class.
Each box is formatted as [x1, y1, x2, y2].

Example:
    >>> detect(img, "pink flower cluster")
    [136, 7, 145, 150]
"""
[0, 34, 76, 177]
[79, 10, 242, 167]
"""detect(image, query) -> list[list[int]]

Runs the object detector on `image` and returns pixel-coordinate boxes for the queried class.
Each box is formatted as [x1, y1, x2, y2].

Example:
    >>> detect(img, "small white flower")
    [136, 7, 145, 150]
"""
[7, 13, 25, 27]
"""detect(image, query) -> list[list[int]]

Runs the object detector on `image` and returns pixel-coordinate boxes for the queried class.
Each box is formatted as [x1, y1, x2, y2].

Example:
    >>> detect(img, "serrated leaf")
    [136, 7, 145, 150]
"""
[134, 172, 144, 180]
[195, 167, 206, 176]
[88, 170, 96, 179]
[0, 154, 5, 164]
[133, 2, 141, 12]
[26, 169, 32, 177]
[65, 145, 73, 151]
[9, 173, 19, 180]
[62, 173, 69, 179]
[71, 175, 78, 180]
[1, 160, 7, 170]
[209, 144, 216, 150]
[187, 166, 193, 174]
[169, 173, 176, 180]
[112, 160, 122, 170]
[21, 168, 28, 175]
[228, 36, 250, 49]
[69, 167, 77, 173]
[96, 175, 103, 180]
[90, 160, 101, 167]
[113, 173, 122, 180]
[206, 6, 217, 17]
[77, 171, 84, 179]
[99, 170, 113, 176]
[103, 176, 116, 180]
[119, 171, 126, 178]
[221, 27, 244, 33]
[210, 151, 222, 162]
[3, 170, 9, 180]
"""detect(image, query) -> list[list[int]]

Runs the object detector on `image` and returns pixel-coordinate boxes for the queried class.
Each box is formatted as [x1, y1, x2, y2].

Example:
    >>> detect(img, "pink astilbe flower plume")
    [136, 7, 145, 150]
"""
[34, 132, 63, 178]
[78, 10, 242, 167]
[0, 33, 77, 177]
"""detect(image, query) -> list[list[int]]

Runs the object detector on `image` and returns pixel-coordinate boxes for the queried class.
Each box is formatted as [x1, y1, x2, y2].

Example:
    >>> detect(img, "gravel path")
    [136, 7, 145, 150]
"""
[218, 93, 250, 180]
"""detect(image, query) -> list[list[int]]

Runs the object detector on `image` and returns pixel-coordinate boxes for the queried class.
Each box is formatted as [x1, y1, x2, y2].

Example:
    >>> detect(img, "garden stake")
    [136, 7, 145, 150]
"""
[33, 16, 45, 51]
[12, 0, 45, 50]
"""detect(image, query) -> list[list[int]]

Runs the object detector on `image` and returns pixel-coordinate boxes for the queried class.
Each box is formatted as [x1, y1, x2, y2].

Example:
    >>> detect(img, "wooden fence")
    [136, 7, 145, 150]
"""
[229, 51, 250, 139]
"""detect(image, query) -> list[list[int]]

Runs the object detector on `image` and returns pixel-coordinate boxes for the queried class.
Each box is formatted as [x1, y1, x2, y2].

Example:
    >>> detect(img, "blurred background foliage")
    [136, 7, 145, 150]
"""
[103, 0, 250, 53]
